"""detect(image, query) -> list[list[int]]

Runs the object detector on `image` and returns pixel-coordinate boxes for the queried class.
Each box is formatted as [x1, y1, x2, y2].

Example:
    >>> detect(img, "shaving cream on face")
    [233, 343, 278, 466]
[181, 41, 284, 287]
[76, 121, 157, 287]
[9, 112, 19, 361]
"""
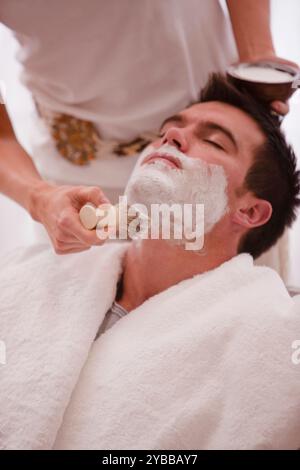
[234, 65, 294, 84]
[125, 144, 229, 242]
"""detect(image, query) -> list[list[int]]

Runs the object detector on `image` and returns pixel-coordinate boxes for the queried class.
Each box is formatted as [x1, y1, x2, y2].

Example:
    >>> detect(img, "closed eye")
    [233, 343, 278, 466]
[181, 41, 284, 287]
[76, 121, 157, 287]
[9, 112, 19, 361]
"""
[158, 132, 226, 152]
[203, 139, 225, 151]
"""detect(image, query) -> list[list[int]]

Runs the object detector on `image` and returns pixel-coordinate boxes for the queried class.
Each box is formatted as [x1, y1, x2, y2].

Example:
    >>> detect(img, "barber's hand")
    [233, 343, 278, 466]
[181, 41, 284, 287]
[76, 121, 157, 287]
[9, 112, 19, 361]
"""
[31, 182, 111, 254]
[243, 55, 300, 116]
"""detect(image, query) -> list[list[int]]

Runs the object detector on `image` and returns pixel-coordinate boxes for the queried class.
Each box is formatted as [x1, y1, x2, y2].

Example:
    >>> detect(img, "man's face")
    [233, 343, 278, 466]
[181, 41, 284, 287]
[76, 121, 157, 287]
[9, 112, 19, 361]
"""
[125, 101, 270, 246]
[153, 101, 266, 207]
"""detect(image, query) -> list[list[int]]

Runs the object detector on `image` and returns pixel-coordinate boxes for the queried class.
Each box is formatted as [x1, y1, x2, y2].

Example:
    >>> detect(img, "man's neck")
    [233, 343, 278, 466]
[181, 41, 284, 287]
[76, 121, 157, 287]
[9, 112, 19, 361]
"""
[118, 234, 237, 312]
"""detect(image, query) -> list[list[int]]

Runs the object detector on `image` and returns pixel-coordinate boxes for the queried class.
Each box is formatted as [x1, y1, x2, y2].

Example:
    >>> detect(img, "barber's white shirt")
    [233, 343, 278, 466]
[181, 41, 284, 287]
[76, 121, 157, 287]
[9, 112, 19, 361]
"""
[1, 0, 237, 191]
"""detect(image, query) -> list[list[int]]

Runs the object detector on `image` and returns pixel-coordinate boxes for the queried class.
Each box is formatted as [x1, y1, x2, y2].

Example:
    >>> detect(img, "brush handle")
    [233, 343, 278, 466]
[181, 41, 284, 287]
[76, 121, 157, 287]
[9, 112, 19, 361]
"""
[79, 202, 149, 237]
[79, 203, 98, 229]
[79, 203, 114, 230]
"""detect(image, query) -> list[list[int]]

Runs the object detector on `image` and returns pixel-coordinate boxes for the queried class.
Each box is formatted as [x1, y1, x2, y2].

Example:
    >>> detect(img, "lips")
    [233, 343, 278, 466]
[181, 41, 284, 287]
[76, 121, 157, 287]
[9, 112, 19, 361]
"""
[142, 152, 182, 169]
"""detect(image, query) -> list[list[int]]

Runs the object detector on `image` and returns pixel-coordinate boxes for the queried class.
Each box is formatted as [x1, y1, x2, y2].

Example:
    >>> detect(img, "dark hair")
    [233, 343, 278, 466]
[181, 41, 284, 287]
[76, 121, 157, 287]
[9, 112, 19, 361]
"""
[198, 73, 300, 259]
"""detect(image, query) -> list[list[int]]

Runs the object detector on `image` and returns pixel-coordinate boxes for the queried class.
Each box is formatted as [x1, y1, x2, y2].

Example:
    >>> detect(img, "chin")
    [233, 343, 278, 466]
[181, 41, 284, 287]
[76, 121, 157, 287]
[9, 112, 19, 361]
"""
[124, 173, 177, 208]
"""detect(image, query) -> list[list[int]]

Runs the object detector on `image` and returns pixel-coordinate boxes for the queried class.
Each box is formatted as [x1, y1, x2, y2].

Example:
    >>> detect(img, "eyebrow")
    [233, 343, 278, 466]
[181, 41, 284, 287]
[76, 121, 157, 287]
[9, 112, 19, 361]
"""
[159, 114, 238, 152]
[159, 114, 186, 131]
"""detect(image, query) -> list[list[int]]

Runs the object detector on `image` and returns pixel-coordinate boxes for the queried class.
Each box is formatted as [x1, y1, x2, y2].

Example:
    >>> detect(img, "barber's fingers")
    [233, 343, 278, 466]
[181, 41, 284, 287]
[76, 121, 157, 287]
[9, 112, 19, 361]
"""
[54, 234, 92, 245]
[270, 100, 289, 116]
[54, 245, 92, 255]
[72, 185, 111, 209]
[54, 222, 94, 245]
[50, 235, 90, 254]
[68, 185, 113, 245]
[56, 207, 110, 246]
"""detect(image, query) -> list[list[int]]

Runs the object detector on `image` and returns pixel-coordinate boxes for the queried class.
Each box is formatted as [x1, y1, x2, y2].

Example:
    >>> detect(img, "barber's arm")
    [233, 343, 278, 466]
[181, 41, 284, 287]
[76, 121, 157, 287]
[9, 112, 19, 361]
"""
[226, 0, 300, 115]
[0, 105, 108, 254]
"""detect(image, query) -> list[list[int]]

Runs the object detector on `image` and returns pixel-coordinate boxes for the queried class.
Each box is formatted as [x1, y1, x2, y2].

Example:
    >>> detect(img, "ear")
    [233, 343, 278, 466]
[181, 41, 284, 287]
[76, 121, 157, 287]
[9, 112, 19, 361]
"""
[232, 198, 273, 229]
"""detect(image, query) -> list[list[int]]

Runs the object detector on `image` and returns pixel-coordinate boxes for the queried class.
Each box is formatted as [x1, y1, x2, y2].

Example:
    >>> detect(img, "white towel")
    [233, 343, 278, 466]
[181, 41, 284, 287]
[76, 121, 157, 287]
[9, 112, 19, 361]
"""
[0, 242, 128, 449]
[1, 242, 300, 450]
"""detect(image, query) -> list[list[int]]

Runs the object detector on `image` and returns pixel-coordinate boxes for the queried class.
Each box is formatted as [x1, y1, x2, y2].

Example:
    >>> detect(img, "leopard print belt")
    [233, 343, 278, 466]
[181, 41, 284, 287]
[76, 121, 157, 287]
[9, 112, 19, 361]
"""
[35, 102, 157, 165]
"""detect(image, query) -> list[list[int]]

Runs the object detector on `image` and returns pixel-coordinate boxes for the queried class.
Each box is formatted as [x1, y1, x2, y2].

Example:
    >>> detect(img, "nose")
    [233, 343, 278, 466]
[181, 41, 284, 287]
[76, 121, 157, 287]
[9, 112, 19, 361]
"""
[162, 127, 188, 153]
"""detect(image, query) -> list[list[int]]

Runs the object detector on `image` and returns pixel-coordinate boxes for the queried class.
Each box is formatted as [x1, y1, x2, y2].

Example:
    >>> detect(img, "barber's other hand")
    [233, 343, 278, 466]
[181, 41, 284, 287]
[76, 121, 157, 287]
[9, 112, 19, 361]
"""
[30, 182, 111, 254]
[243, 55, 300, 116]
